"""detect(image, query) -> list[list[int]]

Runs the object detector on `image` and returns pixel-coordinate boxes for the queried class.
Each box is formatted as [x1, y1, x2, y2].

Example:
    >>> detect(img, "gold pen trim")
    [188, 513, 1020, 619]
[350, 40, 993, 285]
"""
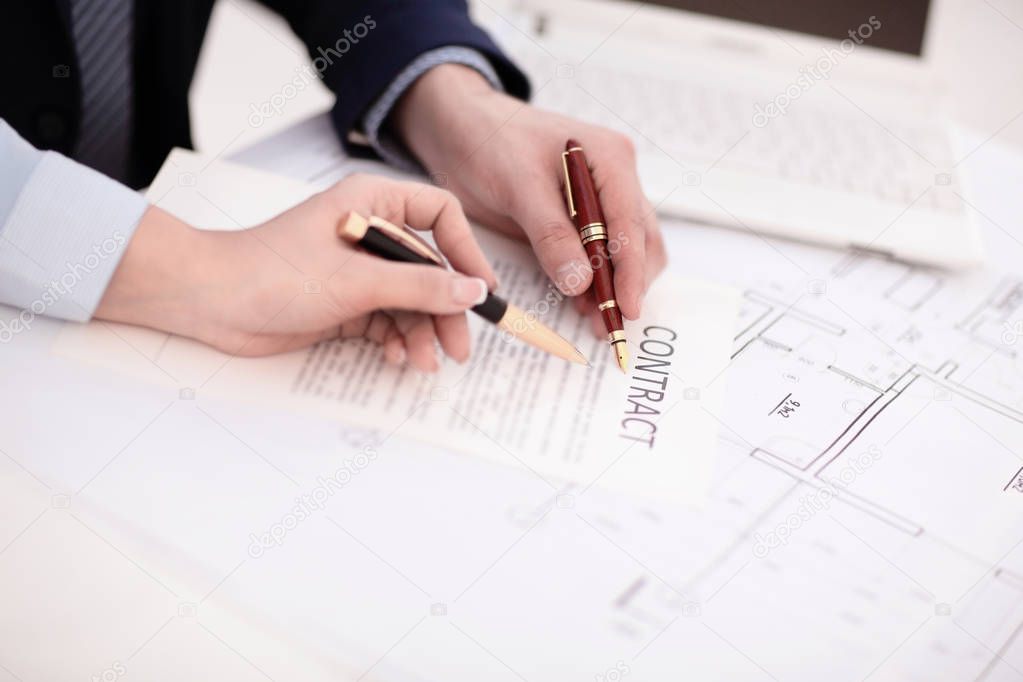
[607, 330, 627, 344]
[597, 299, 617, 311]
[338, 212, 370, 241]
[339, 212, 446, 266]
[561, 151, 577, 218]
[614, 342, 629, 373]
[579, 223, 608, 245]
[368, 215, 444, 265]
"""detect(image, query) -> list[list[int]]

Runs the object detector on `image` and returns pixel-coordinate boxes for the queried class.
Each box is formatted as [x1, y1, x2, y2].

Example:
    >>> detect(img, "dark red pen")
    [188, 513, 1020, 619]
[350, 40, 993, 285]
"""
[562, 139, 628, 373]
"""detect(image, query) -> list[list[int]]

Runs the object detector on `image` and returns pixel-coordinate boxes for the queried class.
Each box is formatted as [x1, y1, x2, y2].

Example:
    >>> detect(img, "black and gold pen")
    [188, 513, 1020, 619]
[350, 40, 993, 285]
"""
[338, 212, 588, 366]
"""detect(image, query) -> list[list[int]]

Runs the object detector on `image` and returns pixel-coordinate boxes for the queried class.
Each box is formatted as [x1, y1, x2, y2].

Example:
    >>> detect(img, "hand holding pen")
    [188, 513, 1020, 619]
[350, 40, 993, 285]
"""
[338, 211, 587, 366]
[393, 67, 667, 327]
[104, 174, 500, 365]
[562, 139, 630, 372]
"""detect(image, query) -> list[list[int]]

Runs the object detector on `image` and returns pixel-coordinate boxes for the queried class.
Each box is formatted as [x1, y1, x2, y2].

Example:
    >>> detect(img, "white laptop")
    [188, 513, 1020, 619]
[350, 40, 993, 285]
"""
[483, 0, 982, 268]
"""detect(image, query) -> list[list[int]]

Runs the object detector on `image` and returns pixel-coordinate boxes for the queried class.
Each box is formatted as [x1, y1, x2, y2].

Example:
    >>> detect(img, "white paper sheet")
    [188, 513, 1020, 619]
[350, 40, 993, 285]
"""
[53, 149, 738, 505]
[227, 119, 1023, 680]
[7, 121, 1023, 681]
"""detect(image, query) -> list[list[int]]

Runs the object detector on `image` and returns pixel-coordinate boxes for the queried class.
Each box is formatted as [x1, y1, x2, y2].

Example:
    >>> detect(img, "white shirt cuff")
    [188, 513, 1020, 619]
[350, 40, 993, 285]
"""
[0, 151, 146, 324]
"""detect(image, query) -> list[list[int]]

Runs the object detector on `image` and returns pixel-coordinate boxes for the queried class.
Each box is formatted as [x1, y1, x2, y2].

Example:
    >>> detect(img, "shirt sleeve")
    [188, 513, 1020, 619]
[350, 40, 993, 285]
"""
[360, 46, 504, 173]
[0, 119, 147, 323]
[253, 0, 530, 152]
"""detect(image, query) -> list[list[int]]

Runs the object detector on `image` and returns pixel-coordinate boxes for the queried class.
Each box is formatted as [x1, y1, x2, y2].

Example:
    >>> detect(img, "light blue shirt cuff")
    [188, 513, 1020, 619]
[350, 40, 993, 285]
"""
[0, 121, 146, 323]
[361, 46, 503, 173]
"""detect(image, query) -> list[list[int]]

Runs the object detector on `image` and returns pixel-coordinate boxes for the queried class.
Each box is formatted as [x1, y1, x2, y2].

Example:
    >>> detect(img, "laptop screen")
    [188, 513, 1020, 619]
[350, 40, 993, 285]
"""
[639, 1, 931, 56]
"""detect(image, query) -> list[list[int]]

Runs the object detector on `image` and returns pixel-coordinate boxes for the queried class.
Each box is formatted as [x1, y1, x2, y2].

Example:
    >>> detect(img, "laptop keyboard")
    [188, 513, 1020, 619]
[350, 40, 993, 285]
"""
[528, 59, 963, 213]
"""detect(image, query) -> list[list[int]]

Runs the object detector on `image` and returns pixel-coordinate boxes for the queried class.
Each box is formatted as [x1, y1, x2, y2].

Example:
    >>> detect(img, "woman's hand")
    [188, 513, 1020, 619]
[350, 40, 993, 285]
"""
[393, 64, 667, 333]
[95, 174, 497, 371]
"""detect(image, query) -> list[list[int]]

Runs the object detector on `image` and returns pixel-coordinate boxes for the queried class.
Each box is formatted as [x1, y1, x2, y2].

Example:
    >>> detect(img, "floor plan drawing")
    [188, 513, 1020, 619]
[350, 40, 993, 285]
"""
[569, 222, 1023, 680]
[162, 121, 1023, 681]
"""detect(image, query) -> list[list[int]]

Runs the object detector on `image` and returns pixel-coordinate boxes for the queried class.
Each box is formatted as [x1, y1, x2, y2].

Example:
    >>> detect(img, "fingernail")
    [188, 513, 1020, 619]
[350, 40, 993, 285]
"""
[555, 260, 591, 295]
[453, 276, 488, 306]
[390, 346, 406, 365]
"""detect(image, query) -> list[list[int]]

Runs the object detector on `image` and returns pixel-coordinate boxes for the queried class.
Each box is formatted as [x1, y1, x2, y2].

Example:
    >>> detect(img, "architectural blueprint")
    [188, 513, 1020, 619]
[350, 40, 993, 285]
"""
[6, 120, 1016, 681]
[4, 5, 1022, 680]
[587, 223, 1023, 681]
[223, 118, 1023, 680]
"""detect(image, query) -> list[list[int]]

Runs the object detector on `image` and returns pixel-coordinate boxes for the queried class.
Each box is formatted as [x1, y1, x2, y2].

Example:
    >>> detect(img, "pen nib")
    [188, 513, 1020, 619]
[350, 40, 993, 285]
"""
[614, 343, 629, 374]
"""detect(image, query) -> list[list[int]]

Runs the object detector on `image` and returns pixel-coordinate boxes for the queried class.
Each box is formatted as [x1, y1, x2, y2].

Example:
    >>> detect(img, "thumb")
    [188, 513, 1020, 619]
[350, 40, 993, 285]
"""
[509, 179, 592, 296]
[344, 256, 490, 316]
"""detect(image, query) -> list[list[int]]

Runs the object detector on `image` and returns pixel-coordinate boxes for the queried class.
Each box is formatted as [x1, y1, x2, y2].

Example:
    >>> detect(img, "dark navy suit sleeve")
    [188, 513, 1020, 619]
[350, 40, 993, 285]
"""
[254, 0, 531, 151]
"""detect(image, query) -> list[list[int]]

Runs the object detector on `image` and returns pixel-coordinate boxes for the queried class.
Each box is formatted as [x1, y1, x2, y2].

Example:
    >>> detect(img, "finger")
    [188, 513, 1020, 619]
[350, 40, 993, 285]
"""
[363, 312, 407, 365]
[601, 181, 647, 319]
[344, 254, 489, 317]
[398, 182, 498, 290]
[336, 312, 406, 364]
[645, 216, 669, 286]
[435, 313, 472, 363]
[394, 312, 440, 372]
[366, 311, 395, 344]
[591, 148, 649, 320]
[508, 175, 591, 296]
[571, 286, 595, 318]
[383, 334, 407, 366]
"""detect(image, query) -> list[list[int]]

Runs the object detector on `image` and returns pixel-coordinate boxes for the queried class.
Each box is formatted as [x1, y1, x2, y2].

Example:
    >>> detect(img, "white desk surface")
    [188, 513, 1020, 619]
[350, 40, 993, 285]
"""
[1, 124, 1021, 681]
[2, 0, 1023, 674]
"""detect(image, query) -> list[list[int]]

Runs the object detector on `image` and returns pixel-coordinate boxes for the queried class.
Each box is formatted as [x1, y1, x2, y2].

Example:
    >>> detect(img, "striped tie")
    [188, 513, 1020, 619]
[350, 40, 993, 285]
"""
[70, 0, 133, 182]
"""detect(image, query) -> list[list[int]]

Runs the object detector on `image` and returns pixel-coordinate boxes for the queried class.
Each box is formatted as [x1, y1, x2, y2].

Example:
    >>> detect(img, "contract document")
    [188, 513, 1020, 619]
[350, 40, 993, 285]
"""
[54, 150, 739, 504]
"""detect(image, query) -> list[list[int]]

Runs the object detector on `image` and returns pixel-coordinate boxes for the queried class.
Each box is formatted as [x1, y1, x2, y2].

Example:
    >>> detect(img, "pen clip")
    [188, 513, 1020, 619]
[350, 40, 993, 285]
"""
[561, 151, 577, 219]
[368, 215, 445, 266]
